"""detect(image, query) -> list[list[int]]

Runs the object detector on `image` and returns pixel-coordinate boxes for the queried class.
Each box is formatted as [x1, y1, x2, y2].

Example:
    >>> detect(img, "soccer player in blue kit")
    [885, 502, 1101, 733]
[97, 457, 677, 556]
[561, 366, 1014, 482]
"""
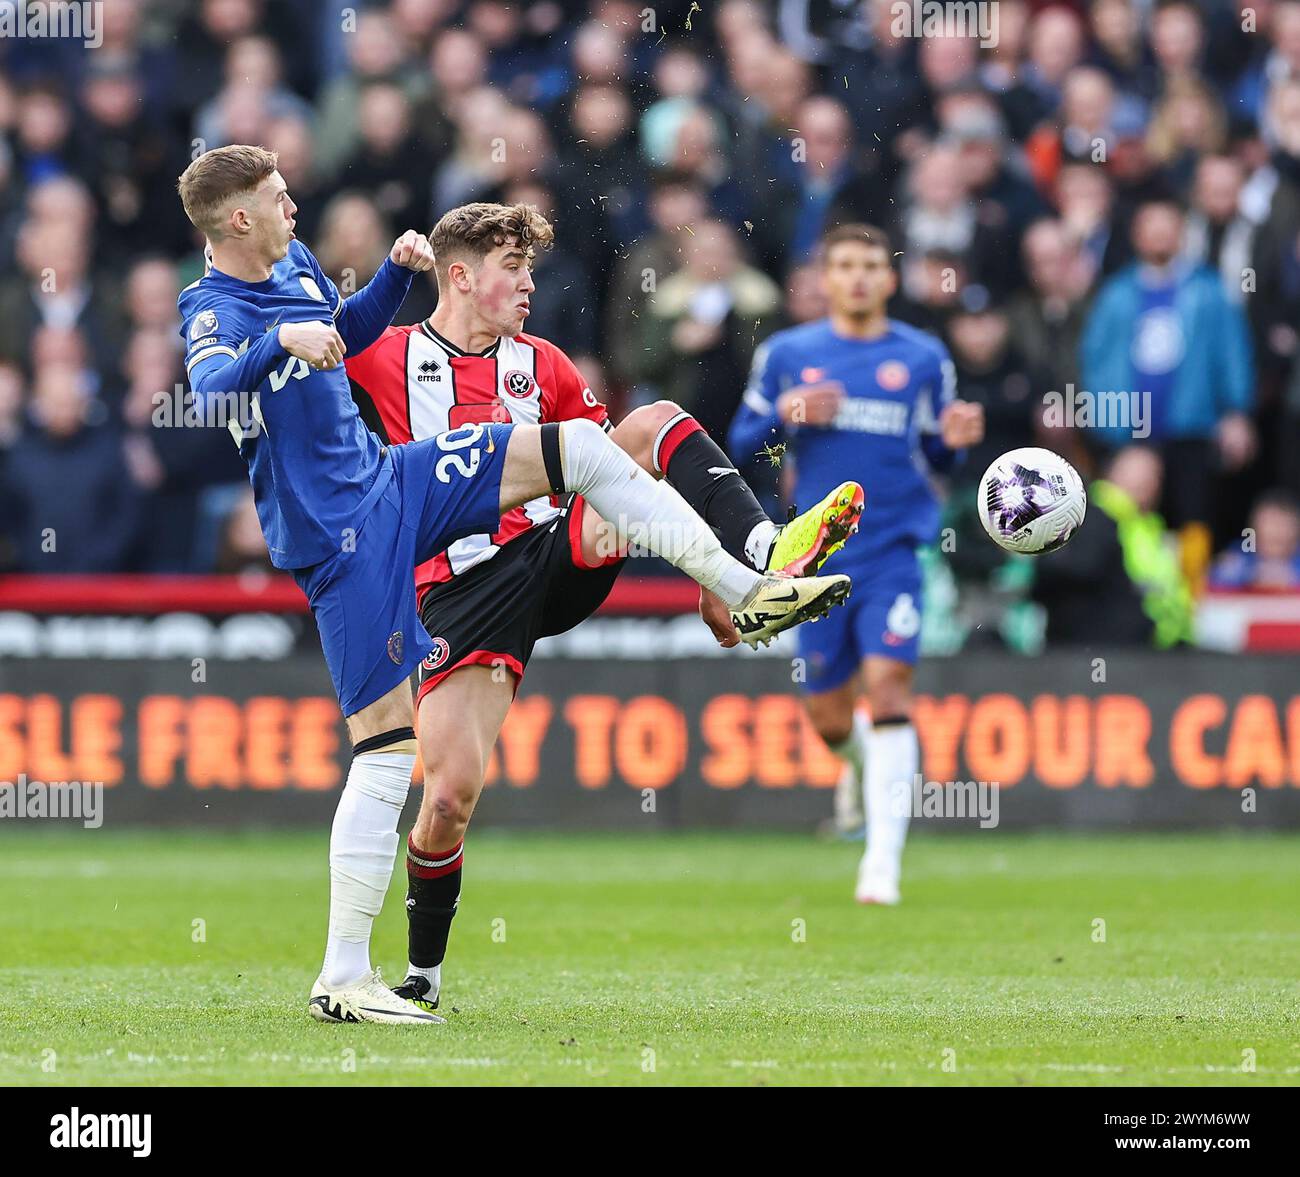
[730, 225, 985, 904]
[176, 145, 852, 1023]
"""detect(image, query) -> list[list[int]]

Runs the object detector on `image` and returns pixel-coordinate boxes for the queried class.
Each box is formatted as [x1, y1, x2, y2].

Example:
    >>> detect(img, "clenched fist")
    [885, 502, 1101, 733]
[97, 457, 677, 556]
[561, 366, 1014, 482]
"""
[777, 381, 845, 427]
[279, 321, 346, 370]
[940, 399, 985, 449]
[390, 230, 435, 272]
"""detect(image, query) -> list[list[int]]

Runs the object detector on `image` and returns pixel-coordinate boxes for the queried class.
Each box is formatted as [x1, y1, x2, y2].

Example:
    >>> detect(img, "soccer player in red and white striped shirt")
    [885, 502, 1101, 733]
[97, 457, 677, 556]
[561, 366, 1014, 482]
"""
[345, 202, 864, 1013]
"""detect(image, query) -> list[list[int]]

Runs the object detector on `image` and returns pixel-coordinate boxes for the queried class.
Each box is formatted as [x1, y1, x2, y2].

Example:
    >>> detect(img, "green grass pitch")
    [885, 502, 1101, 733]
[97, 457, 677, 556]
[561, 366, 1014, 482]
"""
[0, 828, 1296, 1086]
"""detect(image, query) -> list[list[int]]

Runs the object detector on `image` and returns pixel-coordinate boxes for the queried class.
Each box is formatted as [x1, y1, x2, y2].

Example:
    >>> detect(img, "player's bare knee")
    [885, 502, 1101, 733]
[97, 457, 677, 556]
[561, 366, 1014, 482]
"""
[424, 778, 479, 834]
[867, 678, 913, 722]
[805, 698, 855, 746]
[820, 722, 854, 746]
[613, 400, 682, 474]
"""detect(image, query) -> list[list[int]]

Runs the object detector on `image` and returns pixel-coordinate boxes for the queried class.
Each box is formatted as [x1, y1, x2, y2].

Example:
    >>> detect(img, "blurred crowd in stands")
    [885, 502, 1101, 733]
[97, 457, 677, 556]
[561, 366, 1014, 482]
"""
[2, 0, 1300, 649]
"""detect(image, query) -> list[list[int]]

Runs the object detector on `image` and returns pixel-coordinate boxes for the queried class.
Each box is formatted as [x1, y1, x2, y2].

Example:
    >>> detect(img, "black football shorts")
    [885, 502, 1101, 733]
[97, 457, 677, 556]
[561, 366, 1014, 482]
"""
[416, 504, 624, 703]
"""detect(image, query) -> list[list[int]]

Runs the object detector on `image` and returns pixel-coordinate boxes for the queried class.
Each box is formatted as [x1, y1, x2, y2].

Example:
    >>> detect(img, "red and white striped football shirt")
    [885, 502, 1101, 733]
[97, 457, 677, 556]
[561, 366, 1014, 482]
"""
[345, 321, 610, 599]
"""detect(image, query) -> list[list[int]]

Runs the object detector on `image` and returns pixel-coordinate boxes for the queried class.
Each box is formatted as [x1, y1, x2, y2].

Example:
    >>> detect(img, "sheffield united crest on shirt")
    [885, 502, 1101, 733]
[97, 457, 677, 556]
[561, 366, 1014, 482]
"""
[503, 370, 535, 398]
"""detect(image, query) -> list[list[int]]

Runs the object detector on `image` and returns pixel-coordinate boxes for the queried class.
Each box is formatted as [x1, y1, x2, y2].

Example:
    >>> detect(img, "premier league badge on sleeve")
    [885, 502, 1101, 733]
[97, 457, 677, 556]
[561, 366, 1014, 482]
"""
[190, 309, 219, 340]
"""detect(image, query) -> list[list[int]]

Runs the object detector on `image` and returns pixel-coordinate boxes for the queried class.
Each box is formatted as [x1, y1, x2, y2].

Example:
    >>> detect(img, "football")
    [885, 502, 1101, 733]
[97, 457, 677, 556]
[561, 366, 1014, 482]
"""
[978, 447, 1087, 554]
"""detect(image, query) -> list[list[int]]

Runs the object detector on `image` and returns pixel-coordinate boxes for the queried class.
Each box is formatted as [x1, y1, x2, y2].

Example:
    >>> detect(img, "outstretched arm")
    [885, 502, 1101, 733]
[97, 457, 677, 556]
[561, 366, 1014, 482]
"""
[334, 259, 413, 354]
[308, 231, 433, 355]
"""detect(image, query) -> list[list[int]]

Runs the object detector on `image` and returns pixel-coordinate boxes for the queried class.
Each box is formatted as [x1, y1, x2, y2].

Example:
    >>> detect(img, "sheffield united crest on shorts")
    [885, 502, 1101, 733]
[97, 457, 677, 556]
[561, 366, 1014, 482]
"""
[503, 370, 535, 398]
[422, 637, 450, 672]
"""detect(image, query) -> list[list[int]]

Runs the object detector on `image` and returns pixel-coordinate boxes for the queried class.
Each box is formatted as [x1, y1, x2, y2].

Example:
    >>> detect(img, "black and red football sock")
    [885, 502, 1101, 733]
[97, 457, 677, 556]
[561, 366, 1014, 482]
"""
[405, 834, 463, 973]
[652, 411, 775, 569]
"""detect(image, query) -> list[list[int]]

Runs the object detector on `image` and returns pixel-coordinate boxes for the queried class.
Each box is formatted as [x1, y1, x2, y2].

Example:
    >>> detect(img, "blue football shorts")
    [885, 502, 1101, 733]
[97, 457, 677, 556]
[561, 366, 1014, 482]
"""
[796, 547, 923, 694]
[294, 423, 513, 717]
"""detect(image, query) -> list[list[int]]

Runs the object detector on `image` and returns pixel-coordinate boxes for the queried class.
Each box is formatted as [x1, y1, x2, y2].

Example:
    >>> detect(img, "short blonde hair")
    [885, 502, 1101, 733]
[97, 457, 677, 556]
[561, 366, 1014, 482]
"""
[177, 145, 279, 238]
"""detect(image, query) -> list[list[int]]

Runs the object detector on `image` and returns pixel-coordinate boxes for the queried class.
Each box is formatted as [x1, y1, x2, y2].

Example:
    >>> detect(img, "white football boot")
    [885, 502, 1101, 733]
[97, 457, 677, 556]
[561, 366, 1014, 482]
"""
[730, 573, 852, 647]
[855, 857, 901, 906]
[308, 967, 445, 1025]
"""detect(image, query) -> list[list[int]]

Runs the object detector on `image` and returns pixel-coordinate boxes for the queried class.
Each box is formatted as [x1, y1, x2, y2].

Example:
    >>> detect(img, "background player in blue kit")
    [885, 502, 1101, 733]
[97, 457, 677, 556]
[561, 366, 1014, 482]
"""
[177, 146, 852, 1024]
[730, 225, 985, 905]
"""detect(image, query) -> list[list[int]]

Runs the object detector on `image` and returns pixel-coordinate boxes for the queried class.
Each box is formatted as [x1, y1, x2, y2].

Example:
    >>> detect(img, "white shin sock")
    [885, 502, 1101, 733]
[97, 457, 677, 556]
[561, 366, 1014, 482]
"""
[829, 711, 869, 823]
[828, 711, 869, 782]
[559, 418, 763, 606]
[864, 722, 917, 881]
[321, 748, 413, 988]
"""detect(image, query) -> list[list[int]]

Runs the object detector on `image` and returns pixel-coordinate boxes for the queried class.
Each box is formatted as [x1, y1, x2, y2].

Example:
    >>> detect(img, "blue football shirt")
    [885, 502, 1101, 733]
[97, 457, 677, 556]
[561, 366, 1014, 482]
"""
[729, 318, 960, 566]
[178, 240, 410, 570]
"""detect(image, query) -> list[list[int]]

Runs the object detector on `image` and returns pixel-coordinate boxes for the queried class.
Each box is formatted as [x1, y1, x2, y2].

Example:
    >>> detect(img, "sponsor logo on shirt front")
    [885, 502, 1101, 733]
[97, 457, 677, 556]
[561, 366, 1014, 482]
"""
[833, 397, 909, 436]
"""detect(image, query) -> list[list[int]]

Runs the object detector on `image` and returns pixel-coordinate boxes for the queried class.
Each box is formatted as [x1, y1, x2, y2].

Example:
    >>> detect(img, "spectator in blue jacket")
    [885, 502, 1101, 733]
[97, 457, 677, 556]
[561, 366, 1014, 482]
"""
[1081, 195, 1255, 544]
[1208, 490, 1300, 590]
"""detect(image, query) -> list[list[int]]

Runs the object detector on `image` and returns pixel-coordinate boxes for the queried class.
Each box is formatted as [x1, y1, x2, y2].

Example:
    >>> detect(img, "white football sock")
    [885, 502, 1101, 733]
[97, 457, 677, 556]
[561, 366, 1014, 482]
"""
[405, 962, 441, 994]
[321, 748, 413, 988]
[829, 711, 869, 828]
[559, 418, 763, 607]
[828, 710, 868, 780]
[744, 519, 779, 570]
[864, 721, 917, 882]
